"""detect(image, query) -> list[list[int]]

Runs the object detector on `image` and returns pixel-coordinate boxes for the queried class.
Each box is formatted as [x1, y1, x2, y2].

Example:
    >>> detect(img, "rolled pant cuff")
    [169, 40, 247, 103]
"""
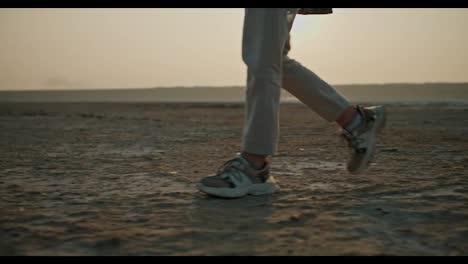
[242, 138, 277, 156]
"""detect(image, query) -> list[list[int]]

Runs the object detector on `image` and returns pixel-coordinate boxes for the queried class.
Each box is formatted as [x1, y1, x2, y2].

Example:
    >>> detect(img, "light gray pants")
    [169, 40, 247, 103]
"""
[241, 8, 351, 156]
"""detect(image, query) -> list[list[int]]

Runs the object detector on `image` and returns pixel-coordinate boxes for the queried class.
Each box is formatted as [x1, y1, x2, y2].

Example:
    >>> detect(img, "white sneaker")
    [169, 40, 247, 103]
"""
[198, 153, 280, 198]
[341, 105, 386, 174]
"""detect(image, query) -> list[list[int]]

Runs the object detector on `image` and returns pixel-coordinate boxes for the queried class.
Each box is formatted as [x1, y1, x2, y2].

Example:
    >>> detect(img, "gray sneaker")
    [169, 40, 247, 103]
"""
[341, 105, 386, 174]
[198, 153, 280, 198]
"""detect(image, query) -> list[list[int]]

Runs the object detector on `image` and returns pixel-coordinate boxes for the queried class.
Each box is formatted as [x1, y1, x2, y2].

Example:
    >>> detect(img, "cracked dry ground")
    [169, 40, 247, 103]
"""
[1, 102, 467, 255]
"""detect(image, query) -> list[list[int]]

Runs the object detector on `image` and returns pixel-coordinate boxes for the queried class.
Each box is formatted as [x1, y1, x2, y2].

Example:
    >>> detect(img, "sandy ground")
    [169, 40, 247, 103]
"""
[0, 102, 467, 256]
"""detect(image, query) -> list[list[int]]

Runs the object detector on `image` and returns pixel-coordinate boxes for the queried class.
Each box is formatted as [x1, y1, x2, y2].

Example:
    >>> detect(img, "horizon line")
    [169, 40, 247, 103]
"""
[1, 81, 468, 92]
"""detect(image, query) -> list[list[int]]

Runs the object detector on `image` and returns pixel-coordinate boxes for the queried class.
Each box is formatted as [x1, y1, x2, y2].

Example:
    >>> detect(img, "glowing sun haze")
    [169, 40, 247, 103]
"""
[1, 8, 467, 90]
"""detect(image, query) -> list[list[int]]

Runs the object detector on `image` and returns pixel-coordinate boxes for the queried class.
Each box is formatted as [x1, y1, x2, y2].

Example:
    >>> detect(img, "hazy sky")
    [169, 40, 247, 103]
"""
[1, 8, 468, 90]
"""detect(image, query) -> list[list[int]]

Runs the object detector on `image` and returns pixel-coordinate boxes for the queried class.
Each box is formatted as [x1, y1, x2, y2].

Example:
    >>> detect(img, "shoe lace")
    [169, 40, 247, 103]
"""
[342, 105, 378, 152]
[216, 158, 246, 181]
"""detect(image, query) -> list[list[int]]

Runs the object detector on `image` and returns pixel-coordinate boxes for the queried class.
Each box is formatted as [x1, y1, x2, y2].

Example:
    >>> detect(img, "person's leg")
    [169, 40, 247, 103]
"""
[197, 8, 290, 198]
[241, 8, 291, 167]
[281, 11, 386, 174]
[281, 11, 352, 124]
[283, 56, 355, 123]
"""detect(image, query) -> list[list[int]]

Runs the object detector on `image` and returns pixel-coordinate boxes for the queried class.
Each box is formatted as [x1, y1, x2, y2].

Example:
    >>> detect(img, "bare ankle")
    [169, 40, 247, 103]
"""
[336, 106, 358, 129]
[241, 152, 268, 169]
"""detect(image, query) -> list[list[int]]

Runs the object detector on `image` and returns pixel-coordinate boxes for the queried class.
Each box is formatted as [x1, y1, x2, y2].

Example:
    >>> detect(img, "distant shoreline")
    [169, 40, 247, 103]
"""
[1, 82, 468, 92]
[1, 83, 467, 104]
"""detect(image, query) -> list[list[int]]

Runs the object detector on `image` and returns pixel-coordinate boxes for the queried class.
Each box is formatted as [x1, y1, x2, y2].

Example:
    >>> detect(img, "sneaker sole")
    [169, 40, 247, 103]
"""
[349, 105, 386, 174]
[198, 180, 280, 199]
